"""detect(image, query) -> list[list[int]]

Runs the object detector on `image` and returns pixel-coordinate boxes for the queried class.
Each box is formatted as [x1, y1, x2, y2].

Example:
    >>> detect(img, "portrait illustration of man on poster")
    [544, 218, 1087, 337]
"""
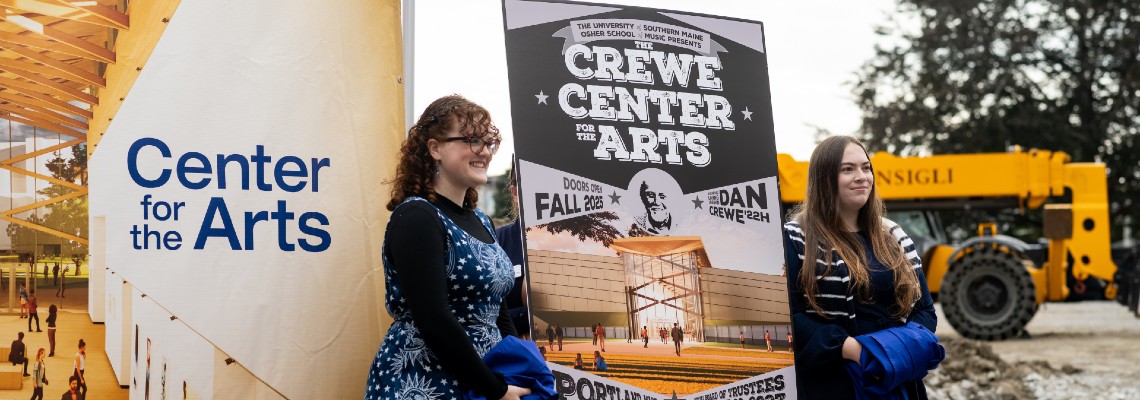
[634, 180, 675, 235]
[629, 169, 685, 236]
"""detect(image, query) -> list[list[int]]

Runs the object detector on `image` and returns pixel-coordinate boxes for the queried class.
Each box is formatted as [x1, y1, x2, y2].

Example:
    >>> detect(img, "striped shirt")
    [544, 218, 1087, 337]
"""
[783, 218, 924, 332]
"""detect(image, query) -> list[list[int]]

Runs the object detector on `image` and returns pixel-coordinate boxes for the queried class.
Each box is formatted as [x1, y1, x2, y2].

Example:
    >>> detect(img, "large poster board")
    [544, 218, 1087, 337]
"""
[503, 0, 796, 398]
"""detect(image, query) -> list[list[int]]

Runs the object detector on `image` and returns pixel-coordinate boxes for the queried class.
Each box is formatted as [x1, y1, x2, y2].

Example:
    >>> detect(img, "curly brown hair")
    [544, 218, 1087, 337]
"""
[386, 95, 501, 211]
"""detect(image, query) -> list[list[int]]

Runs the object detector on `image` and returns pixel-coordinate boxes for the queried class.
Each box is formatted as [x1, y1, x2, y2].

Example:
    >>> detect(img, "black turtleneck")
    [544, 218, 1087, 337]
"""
[385, 195, 517, 399]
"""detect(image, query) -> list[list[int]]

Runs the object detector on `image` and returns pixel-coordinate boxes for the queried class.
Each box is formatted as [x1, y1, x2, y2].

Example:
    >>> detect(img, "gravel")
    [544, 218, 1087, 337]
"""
[924, 301, 1140, 400]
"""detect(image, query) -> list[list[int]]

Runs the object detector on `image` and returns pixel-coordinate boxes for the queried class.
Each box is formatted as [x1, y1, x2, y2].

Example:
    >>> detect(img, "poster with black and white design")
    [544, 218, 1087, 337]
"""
[504, 0, 796, 398]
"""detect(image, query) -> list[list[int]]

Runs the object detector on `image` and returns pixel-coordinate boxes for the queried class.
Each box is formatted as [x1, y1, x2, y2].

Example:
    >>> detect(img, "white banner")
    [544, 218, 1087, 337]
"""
[88, 0, 404, 398]
[554, 19, 726, 55]
[131, 290, 217, 400]
[547, 362, 795, 400]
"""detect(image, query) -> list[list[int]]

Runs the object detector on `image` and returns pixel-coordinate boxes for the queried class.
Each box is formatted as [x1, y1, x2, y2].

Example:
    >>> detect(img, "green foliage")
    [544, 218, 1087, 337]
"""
[627, 223, 650, 238]
[855, 0, 1140, 240]
[535, 211, 625, 247]
[5, 213, 44, 256]
[492, 167, 515, 221]
[5, 143, 88, 268]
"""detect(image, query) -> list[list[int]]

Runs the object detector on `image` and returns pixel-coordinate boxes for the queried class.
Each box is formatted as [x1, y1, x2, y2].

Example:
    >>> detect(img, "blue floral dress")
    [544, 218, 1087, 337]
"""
[365, 197, 516, 400]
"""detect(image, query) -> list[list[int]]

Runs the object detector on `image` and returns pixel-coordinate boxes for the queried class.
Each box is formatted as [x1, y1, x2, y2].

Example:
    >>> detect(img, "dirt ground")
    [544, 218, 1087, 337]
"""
[925, 301, 1140, 399]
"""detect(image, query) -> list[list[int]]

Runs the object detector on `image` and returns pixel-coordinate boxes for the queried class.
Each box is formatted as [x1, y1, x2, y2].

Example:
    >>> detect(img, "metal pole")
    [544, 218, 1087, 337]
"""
[402, 0, 415, 134]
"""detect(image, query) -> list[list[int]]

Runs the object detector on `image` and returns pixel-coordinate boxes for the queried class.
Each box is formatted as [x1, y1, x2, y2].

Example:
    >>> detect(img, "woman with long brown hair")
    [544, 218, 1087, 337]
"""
[364, 95, 529, 400]
[30, 348, 45, 400]
[783, 136, 937, 399]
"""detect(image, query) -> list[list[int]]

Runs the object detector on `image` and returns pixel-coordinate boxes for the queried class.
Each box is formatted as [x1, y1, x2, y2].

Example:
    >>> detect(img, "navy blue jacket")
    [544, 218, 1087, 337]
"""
[495, 219, 526, 310]
[784, 220, 937, 400]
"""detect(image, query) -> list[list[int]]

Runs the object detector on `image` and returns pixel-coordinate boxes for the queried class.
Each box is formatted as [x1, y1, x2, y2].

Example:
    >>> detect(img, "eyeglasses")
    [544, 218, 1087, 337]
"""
[442, 136, 501, 155]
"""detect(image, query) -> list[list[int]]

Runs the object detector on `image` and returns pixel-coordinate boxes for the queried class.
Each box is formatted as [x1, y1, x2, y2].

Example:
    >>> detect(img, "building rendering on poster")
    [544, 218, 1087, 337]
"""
[503, 0, 795, 398]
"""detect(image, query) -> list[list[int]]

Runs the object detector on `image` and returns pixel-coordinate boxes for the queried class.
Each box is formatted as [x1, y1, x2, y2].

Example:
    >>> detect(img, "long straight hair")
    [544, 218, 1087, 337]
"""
[791, 136, 920, 319]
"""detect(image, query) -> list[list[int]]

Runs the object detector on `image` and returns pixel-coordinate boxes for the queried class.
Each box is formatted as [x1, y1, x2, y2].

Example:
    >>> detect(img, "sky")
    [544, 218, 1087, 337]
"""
[414, 0, 897, 176]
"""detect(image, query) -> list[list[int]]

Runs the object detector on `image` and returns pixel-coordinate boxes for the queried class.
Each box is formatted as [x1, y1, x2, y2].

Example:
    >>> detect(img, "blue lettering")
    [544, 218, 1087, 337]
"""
[311, 158, 330, 192]
[274, 156, 307, 192]
[216, 154, 250, 190]
[298, 212, 331, 252]
[271, 200, 295, 251]
[244, 211, 269, 250]
[177, 152, 212, 189]
[126, 139, 329, 192]
[194, 197, 242, 250]
[252, 145, 272, 191]
[127, 138, 171, 188]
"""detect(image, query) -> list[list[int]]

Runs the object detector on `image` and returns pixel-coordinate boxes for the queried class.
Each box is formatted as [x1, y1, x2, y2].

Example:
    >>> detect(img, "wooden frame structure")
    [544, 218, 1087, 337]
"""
[0, 0, 130, 246]
[612, 236, 711, 342]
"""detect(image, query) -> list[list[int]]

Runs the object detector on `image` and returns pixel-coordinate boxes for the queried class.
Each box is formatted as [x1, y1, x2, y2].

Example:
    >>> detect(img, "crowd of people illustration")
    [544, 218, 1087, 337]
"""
[5, 279, 87, 400]
[529, 320, 796, 356]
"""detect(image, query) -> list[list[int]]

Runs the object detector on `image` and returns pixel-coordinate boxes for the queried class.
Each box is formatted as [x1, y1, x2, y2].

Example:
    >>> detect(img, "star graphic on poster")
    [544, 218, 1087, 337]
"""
[742, 107, 754, 121]
[692, 196, 704, 209]
[609, 191, 621, 204]
[535, 90, 549, 105]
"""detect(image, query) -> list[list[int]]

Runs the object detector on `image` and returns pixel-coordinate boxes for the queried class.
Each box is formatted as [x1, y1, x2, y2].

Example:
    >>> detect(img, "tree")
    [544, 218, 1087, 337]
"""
[534, 212, 625, 247]
[627, 223, 650, 238]
[854, 0, 1140, 240]
[6, 143, 88, 273]
[43, 144, 88, 274]
[6, 212, 45, 256]
[491, 167, 515, 222]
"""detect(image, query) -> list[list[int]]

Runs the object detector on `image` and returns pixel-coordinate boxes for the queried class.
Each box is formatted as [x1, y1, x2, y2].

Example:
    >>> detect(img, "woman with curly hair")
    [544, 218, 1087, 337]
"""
[364, 95, 529, 400]
[783, 136, 939, 399]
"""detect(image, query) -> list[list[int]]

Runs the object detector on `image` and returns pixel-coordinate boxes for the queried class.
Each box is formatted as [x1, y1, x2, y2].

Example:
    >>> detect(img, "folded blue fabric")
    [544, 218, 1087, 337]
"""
[465, 336, 558, 400]
[845, 322, 945, 400]
[595, 357, 608, 371]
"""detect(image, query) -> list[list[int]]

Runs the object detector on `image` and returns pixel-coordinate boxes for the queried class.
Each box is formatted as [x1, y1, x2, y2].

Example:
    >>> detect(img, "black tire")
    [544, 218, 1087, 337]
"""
[941, 246, 1038, 340]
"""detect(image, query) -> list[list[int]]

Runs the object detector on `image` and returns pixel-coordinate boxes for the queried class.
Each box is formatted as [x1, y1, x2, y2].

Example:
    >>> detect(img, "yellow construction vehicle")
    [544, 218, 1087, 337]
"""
[778, 147, 1140, 340]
